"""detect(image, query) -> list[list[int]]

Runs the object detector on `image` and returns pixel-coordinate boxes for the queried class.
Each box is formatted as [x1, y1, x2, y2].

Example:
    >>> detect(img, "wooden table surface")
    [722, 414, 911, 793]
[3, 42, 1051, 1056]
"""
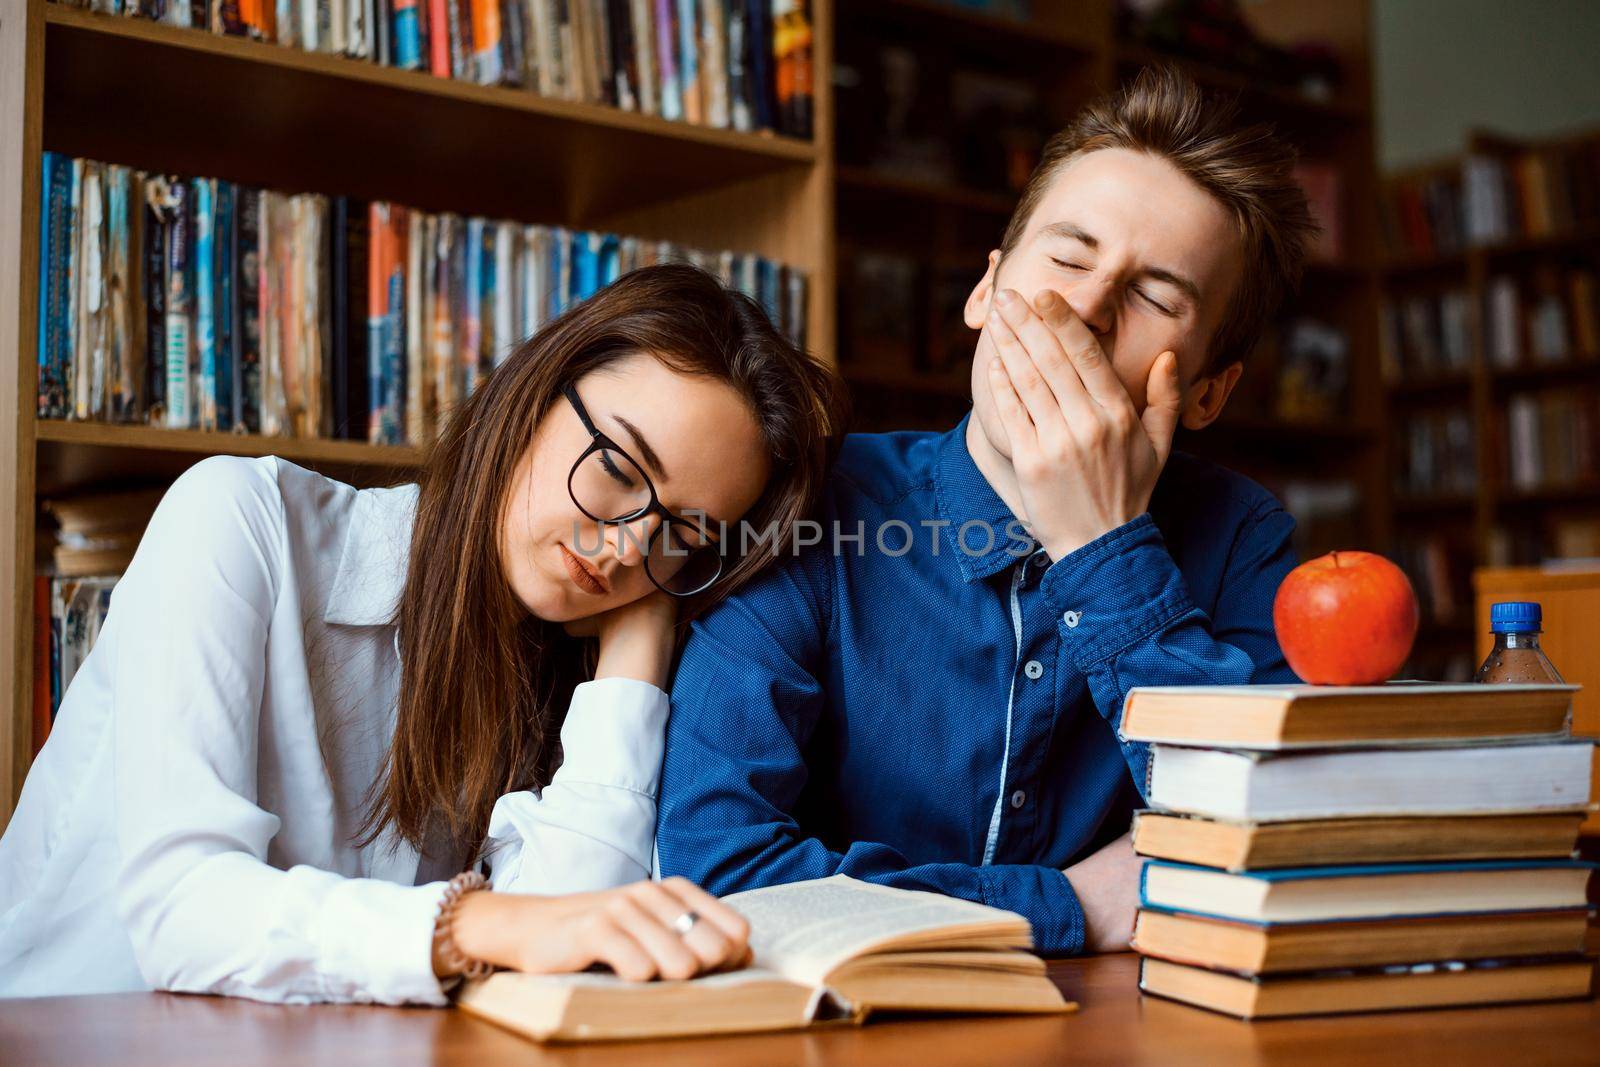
[2, 953, 1596, 1067]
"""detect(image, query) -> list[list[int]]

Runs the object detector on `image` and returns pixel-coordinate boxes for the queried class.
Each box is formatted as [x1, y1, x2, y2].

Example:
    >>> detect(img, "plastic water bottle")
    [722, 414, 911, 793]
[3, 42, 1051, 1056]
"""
[1473, 602, 1565, 684]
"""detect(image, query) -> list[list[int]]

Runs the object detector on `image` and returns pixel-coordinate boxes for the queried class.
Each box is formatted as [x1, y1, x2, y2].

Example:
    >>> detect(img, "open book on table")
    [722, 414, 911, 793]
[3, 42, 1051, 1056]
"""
[456, 875, 1075, 1042]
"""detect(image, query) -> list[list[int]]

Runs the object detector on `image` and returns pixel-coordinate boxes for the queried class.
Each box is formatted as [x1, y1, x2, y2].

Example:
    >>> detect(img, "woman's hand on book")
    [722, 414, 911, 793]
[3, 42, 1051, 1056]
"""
[1062, 832, 1142, 954]
[450, 878, 752, 982]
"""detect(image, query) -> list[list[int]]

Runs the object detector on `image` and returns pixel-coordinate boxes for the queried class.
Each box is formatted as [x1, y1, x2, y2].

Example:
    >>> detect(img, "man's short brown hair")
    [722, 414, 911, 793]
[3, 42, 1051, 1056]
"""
[999, 66, 1317, 374]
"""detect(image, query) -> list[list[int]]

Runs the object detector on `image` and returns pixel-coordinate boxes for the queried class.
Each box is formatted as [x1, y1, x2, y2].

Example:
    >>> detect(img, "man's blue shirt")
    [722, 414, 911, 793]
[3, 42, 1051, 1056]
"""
[657, 414, 1298, 954]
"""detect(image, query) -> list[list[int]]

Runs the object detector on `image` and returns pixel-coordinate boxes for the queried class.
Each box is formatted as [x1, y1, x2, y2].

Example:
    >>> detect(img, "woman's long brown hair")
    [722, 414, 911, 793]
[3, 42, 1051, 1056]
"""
[359, 264, 848, 863]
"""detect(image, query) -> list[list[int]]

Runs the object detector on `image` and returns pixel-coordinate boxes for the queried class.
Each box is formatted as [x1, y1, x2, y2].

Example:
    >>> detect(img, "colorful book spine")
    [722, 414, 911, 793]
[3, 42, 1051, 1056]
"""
[163, 179, 193, 430]
[428, 0, 450, 74]
[745, 0, 772, 131]
[213, 180, 236, 432]
[236, 186, 262, 433]
[655, 0, 681, 121]
[725, 0, 749, 131]
[630, 0, 657, 115]
[141, 177, 168, 423]
[384, 209, 408, 443]
[469, 0, 502, 82]
[675, 0, 699, 123]
[367, 202, 389, 443]
[194, 178, 218, 431]
[493, 221, 515, 368]
[38, 152, 74, 420]
[460, 216, 481, 392]
[393, 0, 423, 68]
[105, 165, 140, 423]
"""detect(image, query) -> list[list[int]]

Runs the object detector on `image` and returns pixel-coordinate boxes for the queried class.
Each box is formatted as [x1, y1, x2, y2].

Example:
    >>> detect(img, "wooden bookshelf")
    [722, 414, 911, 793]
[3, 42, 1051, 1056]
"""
[1379, 126, 1600, 677]
[0, 0, 837, 823]
[834, 0, 1389, 572]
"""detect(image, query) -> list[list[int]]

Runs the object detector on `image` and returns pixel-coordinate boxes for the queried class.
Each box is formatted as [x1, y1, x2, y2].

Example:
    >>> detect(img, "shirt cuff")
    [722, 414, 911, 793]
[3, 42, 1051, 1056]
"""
[1038, 514, 1197, 674]
[975, 865, 1086, 957]
[552, 677, 669, 794]
[310, 876, 452, 1006]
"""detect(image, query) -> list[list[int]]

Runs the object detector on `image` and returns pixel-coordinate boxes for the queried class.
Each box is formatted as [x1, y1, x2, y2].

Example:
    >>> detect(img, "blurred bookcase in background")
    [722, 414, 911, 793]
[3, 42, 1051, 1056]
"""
[1381, 126, 1600, 679]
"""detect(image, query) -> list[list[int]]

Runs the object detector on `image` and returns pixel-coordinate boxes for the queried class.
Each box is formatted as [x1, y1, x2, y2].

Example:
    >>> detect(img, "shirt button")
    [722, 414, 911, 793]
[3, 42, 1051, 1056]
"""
[1010, 790, 1027, 809]
[1023, 659, 1043, 680]
[1062, 610, 1081, 629]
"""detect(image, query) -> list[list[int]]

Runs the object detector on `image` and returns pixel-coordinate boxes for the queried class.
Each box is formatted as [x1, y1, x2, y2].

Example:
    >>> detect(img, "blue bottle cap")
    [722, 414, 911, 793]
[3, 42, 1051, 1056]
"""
[1490, 601, 1542, 634]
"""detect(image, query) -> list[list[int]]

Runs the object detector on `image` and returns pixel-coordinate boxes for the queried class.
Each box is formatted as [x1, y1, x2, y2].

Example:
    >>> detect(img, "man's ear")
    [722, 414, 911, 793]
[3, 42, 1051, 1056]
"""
[1181, 361, 1244, 430]
[963, 250, 1002, 330]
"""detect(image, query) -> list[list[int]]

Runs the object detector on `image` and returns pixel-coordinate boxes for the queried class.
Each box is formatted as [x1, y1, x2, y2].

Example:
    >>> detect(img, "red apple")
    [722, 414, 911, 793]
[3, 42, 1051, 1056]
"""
[1272, 550, 1419, 685]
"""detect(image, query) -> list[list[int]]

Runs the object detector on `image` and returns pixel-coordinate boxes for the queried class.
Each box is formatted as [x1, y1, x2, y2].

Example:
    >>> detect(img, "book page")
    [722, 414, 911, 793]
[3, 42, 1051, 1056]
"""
[723, 875, 1025, 986]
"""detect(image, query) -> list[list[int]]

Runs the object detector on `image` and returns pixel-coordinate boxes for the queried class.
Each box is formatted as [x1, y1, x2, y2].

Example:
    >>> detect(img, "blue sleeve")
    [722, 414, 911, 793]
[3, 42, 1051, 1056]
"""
[657, 550, 1088, 956]
[1038, 505, 1299, 793]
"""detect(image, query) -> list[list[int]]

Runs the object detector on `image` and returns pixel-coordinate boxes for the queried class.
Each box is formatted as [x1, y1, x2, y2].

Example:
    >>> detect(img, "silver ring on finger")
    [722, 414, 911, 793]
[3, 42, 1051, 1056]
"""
[671, 909, 701, 937]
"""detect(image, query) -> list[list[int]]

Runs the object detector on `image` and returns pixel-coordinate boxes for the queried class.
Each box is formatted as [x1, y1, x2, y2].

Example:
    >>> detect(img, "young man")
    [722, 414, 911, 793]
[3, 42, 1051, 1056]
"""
[656, 68, 1316, 955]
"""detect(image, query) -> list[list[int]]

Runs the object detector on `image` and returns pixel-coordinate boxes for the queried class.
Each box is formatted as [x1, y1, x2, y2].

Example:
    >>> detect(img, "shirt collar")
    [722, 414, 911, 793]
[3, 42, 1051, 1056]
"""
[932, 412, 1037, 583]
[323, 482, 421, 626]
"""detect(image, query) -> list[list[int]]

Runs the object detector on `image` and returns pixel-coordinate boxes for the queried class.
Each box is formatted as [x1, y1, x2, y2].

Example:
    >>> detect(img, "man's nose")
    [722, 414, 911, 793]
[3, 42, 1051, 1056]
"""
[1062, 278, 1116, 336]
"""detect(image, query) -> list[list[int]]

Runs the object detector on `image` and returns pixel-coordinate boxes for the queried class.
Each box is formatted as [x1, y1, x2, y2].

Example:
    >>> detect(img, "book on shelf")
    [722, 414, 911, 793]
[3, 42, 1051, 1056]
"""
[1119, 682, 1577, 749]
[1133, 908, 1592, 977]
[37, 150, 808, 448]
[1130, 810, 1587, 872]
[1143, 740, 1594, 823]
[456, 875, 1073, 1043]
[1139, 955, 1594, 1020]
[45, 0, 814, 139]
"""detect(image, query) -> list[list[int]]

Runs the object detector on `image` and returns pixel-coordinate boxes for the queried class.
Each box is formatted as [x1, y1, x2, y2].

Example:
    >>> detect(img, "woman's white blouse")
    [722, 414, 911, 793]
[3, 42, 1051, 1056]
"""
[0, 455, 668, 1005]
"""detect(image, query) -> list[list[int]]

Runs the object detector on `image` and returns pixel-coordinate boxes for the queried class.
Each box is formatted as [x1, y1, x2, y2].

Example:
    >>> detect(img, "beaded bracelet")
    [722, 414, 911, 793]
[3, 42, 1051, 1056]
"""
[432, 870, 496, 981]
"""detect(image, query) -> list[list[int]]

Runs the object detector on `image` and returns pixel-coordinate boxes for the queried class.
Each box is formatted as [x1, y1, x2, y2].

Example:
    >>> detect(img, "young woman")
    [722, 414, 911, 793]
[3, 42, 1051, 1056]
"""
[0, 264, 846, 1005]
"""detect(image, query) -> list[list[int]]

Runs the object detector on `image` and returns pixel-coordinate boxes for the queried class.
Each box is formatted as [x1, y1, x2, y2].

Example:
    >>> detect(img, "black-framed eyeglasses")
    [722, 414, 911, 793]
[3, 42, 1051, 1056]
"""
[562, 383, 725, 597]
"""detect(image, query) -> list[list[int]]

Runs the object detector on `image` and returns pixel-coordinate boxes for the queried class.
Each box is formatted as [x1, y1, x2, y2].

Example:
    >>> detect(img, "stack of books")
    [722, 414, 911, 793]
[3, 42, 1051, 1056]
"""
[1122, 683, 1596, 1019]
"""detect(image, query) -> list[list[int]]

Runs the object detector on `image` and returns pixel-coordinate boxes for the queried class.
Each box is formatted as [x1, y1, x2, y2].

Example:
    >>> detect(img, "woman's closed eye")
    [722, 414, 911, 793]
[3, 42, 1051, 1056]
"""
[599, 451, 638, 488]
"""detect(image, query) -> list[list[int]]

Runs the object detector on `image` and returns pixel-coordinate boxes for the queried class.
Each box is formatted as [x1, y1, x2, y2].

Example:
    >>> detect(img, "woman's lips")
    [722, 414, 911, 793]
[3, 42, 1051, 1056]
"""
[559, 543, 611, 595]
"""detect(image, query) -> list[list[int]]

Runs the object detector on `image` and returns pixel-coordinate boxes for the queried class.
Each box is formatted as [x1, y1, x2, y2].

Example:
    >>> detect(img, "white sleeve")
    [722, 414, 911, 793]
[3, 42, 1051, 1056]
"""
[483, 676, 667, 894]
[109, 457, 450, 1006]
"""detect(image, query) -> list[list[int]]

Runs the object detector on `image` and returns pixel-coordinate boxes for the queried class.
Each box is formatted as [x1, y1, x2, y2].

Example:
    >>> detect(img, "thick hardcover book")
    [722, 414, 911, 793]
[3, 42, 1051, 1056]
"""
[1139, 955, 1594, 1019]
[1138, 859, 1597, 925]
[1146, 738, 1595, 822]
[1133, 907, 1592, 976]
[1129, 809, 1586, 871]
[1119, 682, 1578, 749]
